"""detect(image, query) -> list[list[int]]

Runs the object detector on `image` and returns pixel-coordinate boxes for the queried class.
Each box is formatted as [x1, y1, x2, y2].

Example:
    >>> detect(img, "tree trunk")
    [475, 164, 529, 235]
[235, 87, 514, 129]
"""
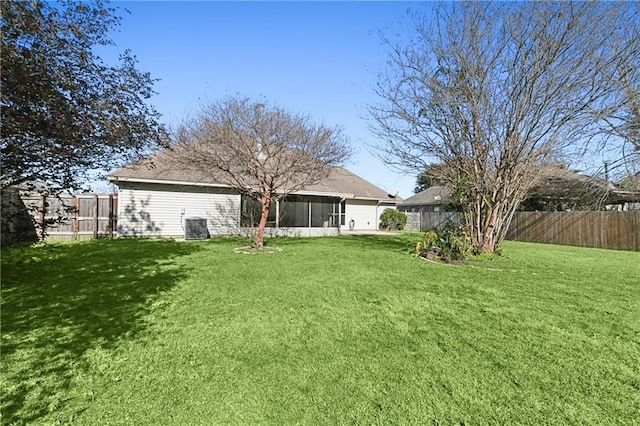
[478, 232, 498, 254]
[252, 198, 271, 249]
[471, 199, 520, 254]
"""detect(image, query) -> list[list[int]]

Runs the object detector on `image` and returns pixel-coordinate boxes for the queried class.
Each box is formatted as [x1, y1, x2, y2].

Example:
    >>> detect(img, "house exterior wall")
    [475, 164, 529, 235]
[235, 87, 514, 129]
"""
[344, 200, 397, 230]
[116, 182, 397, 237]
[117, 182, 241, 237]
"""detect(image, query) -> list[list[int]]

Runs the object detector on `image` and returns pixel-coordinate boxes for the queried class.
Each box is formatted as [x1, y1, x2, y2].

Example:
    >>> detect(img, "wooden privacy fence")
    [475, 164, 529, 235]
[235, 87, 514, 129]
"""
[404, 212, 421, 231]
[414, 211, 639, 250]
[21, 194, 118, 240]
[420, 212, 463, 231]
[506, 211, 639, 251]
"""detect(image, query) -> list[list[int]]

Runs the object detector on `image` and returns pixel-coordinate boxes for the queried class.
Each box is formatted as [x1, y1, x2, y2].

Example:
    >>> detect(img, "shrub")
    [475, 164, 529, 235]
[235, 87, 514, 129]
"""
[379, 208, 407, 230]
[416, 229, 441, 260]
[416, 223, 476, 262]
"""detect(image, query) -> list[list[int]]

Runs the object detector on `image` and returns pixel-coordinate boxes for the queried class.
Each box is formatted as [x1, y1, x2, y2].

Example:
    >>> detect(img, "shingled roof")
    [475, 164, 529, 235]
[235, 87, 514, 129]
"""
[400, 186, 452, 206]
[108, 148, 399, 202]
[618, 173, 640, 192]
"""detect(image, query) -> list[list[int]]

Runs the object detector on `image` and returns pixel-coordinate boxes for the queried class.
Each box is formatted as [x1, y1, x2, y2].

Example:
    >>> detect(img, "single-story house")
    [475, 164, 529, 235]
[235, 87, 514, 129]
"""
[611, 173, 640, 211]
[617, 173, 640, 192]
[107, 149, 400, 238]
[397, 185, 453, 213]
[523, 167, 640, 211]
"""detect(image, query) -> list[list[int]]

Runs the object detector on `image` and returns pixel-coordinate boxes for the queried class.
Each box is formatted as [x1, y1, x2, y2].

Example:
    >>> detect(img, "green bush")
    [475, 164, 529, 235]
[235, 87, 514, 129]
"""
[379, 208, 407, 230]
[416, 223, 475, 262]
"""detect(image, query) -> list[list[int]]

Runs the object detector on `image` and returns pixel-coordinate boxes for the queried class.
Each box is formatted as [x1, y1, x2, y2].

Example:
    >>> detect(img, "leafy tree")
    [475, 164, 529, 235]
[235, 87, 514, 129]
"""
[173, 96, 351, 250]
[1, 0, 166, 196]
[414, 164, 446, 193]
[370, 2, 639, 253]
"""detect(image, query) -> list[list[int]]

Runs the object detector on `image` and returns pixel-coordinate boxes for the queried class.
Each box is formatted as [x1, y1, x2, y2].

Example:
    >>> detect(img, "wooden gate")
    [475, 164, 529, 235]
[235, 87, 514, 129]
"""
[20, 194, 118, 240]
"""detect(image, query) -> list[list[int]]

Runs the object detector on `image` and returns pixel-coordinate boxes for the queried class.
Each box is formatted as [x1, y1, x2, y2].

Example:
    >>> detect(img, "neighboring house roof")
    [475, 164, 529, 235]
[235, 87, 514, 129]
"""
[400, 185, 453, 206]
[617, 173, 640, 191]
[535, 166, 612, 193]
[108, 148, 400, 202]
[614, 173, 640, 203]
[523, 166, 640, 206]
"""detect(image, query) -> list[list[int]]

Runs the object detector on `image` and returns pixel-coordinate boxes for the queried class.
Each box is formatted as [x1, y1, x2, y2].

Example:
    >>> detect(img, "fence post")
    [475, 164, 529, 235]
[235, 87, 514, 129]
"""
[632, 211, 638, 251]
[40, 195, 47, 240]
[93, 194, 99, 238]
[72, 196, 79, 239]
[108, 194, 114, 238]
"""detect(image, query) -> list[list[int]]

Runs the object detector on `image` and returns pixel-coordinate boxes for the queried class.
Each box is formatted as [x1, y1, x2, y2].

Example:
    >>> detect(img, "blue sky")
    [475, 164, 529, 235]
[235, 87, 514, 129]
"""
[101, 1, 425, 197]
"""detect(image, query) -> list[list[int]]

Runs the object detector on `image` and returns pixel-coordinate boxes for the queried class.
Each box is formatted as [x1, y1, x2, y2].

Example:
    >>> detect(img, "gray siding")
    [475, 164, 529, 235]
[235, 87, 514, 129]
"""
[117, 182, 240, 237]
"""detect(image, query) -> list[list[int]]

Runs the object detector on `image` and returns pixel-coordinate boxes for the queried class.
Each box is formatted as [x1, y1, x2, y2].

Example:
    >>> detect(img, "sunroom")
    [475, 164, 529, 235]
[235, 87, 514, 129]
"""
[240, 194, 346, 234]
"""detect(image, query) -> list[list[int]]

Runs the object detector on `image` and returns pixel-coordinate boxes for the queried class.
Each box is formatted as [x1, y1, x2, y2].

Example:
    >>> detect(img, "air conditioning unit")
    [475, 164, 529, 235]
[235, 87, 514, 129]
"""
[184, 217, 209, 240]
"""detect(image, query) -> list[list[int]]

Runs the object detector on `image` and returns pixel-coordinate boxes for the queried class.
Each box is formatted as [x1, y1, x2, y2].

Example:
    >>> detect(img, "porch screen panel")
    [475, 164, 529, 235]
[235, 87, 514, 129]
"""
[280, 198, 309, 227]
[310, 198, 335, 227]
[241, 195, 276, 227]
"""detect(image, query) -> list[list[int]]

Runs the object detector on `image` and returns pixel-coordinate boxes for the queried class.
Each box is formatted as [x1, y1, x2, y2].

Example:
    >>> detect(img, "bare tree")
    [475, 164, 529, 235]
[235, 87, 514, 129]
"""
[596, 3, 640, 180]
[370, 2, 639, 253]
[605, 68, 640, 153]
[173, 96, 351, 249]
[601, 57, 640, 179]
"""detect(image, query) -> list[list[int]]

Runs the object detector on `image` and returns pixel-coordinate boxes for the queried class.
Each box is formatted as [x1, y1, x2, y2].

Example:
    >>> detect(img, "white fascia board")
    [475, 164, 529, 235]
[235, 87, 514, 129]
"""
[290, 191, 398, 202]
[287, 189, 355, 198]
[356, 197, 401, 203]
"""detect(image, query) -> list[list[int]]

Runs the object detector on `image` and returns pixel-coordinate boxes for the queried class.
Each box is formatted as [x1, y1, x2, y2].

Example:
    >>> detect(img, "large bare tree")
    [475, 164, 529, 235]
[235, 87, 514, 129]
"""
[173, 96, 350, 249]
[601, 47, 640, 179]
[370, 2, 639, 253]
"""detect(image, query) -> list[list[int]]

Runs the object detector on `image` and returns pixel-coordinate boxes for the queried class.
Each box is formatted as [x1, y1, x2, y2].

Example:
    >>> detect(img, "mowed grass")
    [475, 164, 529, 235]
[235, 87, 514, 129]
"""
[1, 235, 639, 425]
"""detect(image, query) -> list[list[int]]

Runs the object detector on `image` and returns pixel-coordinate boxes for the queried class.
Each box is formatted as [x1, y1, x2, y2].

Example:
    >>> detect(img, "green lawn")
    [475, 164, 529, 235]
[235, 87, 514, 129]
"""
[2, 235, 639, 425]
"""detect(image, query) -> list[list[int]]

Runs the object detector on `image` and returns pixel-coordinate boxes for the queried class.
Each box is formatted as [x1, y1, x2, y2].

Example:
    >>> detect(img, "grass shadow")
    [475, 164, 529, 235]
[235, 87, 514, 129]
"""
[1, 238, 203, 424]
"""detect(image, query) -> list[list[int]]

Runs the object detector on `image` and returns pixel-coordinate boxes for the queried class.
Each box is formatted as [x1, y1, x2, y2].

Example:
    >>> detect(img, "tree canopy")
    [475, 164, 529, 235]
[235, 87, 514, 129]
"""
[370, 2, 639, 253]
[1, 0, 166, 195]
